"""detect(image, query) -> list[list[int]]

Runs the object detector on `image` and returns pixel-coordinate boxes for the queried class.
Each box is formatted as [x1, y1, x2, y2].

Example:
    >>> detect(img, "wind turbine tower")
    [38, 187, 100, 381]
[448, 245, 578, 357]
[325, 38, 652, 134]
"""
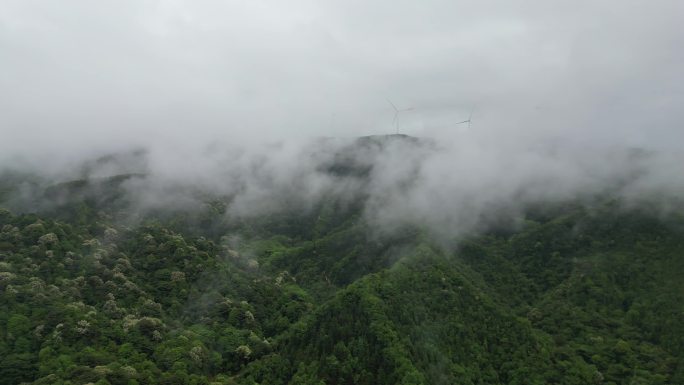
[386, 99, 414, 134]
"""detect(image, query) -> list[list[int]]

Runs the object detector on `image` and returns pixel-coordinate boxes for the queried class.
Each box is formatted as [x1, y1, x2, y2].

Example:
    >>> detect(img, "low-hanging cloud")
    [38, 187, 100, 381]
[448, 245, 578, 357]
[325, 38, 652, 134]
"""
[1, 0, 684, 237]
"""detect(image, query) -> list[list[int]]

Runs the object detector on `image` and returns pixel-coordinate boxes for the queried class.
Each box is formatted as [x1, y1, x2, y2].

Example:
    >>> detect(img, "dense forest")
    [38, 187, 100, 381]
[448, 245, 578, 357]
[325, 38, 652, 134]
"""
[1, 138, 683, 385]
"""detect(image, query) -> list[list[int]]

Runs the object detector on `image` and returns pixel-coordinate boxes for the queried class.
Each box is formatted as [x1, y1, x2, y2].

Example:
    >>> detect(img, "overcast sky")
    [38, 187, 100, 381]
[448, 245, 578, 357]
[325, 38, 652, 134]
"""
[1, 0, 683, 162]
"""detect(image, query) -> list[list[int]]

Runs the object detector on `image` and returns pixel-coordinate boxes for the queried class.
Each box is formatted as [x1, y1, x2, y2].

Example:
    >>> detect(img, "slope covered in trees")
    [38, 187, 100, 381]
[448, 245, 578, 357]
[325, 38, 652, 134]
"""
[1, 140, 683, 384]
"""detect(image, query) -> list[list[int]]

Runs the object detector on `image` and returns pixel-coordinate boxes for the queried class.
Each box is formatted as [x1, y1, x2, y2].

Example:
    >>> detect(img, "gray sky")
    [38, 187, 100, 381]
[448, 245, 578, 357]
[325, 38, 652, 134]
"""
[2, 0, 683, 162]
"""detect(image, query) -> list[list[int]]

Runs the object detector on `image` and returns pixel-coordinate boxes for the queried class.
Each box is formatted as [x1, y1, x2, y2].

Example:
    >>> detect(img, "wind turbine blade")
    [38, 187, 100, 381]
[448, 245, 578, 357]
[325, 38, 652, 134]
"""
[393, 111, 399, 123]
[455, 120, 469, 124]
[386, 99, 398, 112]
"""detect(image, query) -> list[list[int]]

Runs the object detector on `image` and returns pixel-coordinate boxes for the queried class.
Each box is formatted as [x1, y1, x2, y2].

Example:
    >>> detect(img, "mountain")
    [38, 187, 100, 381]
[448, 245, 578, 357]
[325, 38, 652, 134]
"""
[1, 141, 683, 384]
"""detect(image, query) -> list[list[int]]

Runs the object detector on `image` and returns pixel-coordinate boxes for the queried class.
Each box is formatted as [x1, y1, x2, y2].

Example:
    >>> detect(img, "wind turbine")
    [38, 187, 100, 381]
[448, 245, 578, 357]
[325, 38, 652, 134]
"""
[455, 107, 475, 130]
[386, 99, 414, 134]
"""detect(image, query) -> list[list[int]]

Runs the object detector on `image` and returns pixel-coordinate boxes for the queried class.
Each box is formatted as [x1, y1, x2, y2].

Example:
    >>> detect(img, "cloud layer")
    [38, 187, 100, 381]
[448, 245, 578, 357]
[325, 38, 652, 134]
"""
[1, 1, 683, 236]
[2, 1, 683, 155]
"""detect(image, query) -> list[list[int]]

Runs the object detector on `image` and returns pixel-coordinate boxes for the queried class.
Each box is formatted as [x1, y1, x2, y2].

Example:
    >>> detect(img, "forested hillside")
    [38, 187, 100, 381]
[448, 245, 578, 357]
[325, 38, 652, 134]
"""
[2, 142, 683, 385]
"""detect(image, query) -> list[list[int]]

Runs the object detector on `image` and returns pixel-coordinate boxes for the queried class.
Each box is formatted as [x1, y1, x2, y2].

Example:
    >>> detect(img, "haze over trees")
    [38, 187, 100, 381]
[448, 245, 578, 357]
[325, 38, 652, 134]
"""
[1, 137, 684, 384]
[2, 1, 684, 384]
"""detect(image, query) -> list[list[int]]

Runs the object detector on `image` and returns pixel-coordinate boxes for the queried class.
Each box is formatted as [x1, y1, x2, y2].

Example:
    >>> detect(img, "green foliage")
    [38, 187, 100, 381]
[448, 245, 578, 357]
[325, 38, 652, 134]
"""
[1, 181, 683, 384]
